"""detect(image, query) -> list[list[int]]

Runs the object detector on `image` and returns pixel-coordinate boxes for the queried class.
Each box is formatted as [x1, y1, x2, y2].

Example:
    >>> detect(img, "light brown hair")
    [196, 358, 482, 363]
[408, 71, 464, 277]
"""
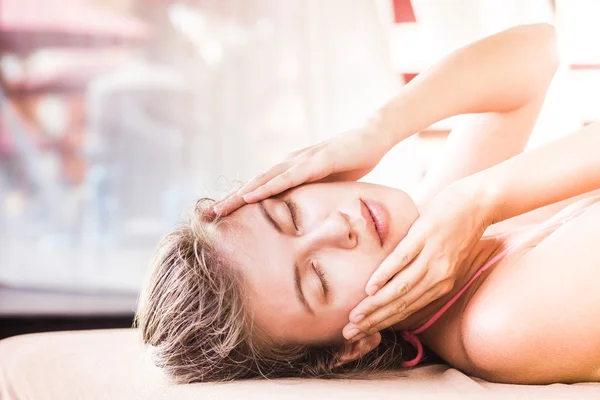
[135, 199, 408, 383]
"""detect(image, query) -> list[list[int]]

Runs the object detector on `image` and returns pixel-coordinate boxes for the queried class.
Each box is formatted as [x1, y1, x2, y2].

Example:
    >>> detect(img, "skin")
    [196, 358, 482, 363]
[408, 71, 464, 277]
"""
[219, 183, 600, 383]
[207, 25, 600, 382]
[458, 195, 600, 383]
[219, 182, 418, 346]
[209, 24, 563, 346]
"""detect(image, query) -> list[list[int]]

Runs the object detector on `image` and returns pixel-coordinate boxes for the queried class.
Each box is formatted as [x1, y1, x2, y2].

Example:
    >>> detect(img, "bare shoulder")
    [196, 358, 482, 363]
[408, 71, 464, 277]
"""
[460, 200, 600, 384]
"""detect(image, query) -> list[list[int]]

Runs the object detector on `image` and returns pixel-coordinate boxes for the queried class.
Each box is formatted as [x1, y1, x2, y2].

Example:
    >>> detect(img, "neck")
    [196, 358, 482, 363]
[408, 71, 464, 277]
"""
[391, 236, 504, 333]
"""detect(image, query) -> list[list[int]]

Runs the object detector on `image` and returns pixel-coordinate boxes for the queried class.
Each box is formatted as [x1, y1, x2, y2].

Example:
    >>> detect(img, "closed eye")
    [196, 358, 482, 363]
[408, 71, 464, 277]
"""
[284, 199, 302, 232]
[312, 261, 330, 298]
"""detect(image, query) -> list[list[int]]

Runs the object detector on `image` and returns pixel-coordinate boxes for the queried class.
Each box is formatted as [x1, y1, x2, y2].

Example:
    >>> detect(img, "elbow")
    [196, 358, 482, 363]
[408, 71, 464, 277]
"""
[535, 23, 560, 71]
[504, 23, 560, 100]
[523, 23, 560, 78]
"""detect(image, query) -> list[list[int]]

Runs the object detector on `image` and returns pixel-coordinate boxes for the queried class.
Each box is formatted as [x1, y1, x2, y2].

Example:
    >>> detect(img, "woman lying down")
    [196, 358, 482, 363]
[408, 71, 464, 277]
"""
[135, 24, 600, 385]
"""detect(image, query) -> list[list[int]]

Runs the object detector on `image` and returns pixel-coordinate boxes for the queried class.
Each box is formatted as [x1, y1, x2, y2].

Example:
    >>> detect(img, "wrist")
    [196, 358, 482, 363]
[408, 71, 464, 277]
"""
[361, 114, 393, 153]
[363, 107, 410, 152]
[456, 175, 505, 227]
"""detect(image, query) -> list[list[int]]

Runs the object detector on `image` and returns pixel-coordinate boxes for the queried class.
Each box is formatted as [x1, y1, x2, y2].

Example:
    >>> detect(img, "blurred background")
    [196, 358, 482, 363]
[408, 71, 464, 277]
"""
[1, 0, 599, 335]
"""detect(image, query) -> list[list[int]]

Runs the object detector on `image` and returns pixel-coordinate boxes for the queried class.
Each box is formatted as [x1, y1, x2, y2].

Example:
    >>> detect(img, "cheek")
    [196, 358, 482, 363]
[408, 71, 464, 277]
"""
[323, 277, 370, 338]
[329, 255, 380, 311]
[316, 255, 383, 339]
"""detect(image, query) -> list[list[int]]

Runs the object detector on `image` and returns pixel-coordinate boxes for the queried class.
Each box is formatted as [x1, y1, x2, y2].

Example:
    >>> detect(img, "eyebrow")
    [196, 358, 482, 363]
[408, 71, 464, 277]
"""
[258, 201, 282, 233]
[294, 262, 315, 315]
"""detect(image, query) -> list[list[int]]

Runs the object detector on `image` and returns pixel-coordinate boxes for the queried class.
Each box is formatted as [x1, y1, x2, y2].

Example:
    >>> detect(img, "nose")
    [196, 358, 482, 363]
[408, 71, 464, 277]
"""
[305, 211, 357, 250]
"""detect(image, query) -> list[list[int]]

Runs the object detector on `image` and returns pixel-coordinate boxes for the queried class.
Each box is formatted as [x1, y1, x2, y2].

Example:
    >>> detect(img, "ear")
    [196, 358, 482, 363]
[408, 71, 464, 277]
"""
[333, 332, 382, 368]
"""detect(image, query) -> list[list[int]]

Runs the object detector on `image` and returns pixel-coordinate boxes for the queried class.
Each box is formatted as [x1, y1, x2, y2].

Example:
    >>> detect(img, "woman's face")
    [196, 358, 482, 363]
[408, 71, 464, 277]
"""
[219, 182, 418, 347]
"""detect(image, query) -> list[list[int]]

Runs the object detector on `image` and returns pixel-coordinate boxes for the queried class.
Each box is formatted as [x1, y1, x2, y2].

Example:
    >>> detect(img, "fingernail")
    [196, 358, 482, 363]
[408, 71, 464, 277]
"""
[366, 284, 378, 296]
[344, 328, 360, 340]
[215, 205, 229, 217]
[201, 208, 216, 222]
[212, 205, 223, 216]
[352, 314, 365, 323]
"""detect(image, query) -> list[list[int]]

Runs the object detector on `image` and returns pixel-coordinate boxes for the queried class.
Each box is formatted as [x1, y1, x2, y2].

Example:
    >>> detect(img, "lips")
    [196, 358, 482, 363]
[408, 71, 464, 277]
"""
[360, 198, 389, 246]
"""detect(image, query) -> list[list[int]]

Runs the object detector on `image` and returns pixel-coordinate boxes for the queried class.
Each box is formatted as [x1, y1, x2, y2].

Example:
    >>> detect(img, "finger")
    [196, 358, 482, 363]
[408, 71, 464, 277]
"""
[344, 284, 440, 340]
[235, 162, 290, 199]
[243, 162, 322, 203]
[221, 182, 245, 201]
[213, 164, 289, 216]
[349, 263, 429, 325]
[213, 195, 245, 217]
[356, 286, 447, 338]
[214, 175, 273, 214]
[365, 234, 425, 296]
[199, 205, 217, 222]
[209, 182, 247, 214]
[215, 196, 249, 217]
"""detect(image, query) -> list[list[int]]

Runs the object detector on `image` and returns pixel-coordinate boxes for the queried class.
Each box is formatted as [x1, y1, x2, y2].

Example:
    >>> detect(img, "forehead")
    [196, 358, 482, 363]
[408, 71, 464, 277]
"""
[219, 202, 309, 342]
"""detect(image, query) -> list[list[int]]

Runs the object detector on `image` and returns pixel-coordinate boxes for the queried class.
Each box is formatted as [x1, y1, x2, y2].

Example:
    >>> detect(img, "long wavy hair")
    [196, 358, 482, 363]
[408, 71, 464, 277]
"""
[135, 199, 410, 383]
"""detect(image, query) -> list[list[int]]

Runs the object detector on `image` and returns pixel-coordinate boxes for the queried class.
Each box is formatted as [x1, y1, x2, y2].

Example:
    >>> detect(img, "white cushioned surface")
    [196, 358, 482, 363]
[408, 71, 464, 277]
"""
[1, 329, 599, 400]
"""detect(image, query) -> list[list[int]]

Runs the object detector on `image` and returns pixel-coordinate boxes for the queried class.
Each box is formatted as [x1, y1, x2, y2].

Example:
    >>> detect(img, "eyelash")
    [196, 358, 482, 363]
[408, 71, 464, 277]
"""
[284, 199, 301, 231]
[312, 261, 331, 297]
[284, 199, 328, 297]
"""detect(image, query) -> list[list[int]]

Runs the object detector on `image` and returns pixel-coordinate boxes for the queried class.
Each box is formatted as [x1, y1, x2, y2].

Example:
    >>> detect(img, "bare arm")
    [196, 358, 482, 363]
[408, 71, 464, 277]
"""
[372, 23, 558, 146]
[470, 121, 600, 226]
[214, 23, 559, 216]
[413, 97, 546, 205]
[367, 23, 559, 204]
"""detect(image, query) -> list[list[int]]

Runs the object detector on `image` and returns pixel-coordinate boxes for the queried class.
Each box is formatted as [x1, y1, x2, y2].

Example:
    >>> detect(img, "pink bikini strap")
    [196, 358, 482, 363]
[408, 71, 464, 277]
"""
[399, 205, 592, 368]
[400, 243, 516, 367]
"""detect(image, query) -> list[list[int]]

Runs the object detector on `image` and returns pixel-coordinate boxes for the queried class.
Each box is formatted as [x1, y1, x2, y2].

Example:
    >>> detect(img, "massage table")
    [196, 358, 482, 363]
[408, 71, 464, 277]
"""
[1, 329, 599, 399]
